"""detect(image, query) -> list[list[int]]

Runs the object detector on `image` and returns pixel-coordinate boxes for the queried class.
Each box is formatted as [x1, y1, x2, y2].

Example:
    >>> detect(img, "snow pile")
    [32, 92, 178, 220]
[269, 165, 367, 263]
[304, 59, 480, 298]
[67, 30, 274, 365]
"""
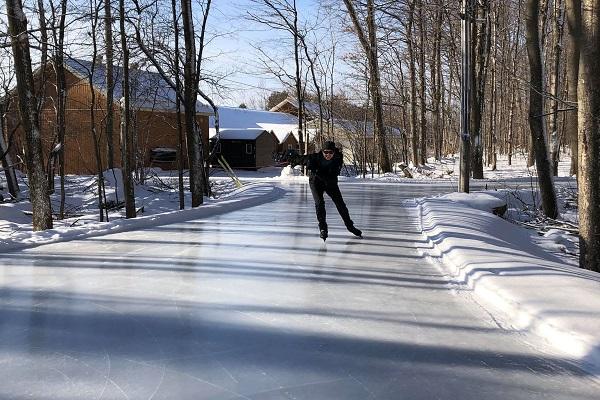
[0, 169, 285, 253]
[418, 194, 600, 376]
[279, 165, 303, 178]
[440, 192, 506, 213]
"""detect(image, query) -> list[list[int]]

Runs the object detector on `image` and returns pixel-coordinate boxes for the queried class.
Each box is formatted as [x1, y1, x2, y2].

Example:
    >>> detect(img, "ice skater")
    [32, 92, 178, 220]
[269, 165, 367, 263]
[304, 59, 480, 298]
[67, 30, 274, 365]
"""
[294, 141, 362, 241]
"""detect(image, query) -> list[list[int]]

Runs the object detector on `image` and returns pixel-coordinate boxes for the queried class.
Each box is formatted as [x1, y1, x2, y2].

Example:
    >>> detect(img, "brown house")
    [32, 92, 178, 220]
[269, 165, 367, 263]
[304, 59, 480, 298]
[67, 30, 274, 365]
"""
[3, 58, 212, 175]
[211, 129, 279, 170]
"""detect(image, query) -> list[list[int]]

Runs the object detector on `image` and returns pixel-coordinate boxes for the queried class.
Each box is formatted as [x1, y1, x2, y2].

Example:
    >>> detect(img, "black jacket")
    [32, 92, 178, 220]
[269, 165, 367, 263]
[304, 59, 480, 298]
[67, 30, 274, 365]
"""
[295, 148, 343, 183]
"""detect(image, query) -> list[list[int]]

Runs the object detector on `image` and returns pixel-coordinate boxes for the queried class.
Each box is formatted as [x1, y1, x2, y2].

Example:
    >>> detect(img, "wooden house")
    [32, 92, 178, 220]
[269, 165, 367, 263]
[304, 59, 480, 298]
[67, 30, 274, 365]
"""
[2, 58, 212, 175]
[210, 106, 308, 168]
[210, 129, 279, 170]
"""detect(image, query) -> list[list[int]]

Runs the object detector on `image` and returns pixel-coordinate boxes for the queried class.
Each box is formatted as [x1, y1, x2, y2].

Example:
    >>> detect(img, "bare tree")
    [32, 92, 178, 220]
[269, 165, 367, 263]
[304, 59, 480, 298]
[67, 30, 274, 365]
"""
[0, 60, 20, 199]
[471, 0, 491, 179]
[105, 0, 116, 170]
[119, 0, 136, 217]
[247, 0, 306, 154]
[548, 0, 565, 176]
[577, 0, 600, 271]
[565, 0, 581, 175]
[133, 0, 217, 206]
[407, 0, 419, 167]
[46, 0, 69, 219]
[525, 0, 558, 219]
[0, 98, 20, 199]
[5, 0, 53, 230]
[417, 0, 427, 165]
[343, 0, 392, 172]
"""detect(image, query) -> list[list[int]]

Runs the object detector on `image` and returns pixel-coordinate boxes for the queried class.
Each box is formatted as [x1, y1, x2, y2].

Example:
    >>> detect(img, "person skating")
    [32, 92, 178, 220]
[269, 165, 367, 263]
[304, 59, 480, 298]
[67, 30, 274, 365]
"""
[294, 141, 362, 241]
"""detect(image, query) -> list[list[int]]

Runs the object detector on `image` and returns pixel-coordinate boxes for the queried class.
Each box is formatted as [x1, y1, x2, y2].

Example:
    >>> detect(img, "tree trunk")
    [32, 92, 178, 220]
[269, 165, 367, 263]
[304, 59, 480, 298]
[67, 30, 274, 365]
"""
[105, 0, 115, 169]
[5, 0, 53, 230]
[577, 0, 600, 272]
[431, 3, 443, 161]
[489, 8, 499, 171]
[54, 0, 67, 219]
[459, 0, 473, 192]
[290, 1, 305, 157]
[418, 0, 427, 165]
[549, 0, 565, 176]
[525, 0, 559, 219]
[0, 102, 20, 199]
[119, 0, 136, 217]
[181, 0, 204, 206]
[171, 0, 185, 210]
[88, 0, 108, 222]
[471, 0, 490, 179]
[407, 0, 419, 166]
[565, 0, 581, 175]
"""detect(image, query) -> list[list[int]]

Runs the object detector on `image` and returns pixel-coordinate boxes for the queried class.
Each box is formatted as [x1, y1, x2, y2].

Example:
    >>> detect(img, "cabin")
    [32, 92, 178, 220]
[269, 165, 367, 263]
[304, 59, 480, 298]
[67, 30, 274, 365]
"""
[210, 129, 279, 170]
[2, 58, 212, 175]
[209, 106, 314, 168]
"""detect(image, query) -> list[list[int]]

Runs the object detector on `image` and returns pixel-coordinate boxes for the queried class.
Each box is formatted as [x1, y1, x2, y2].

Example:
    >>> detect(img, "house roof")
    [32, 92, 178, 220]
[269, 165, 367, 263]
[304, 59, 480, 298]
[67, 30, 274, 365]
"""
[64, 58, 213, 115]
[209, 106, 307, 143]
[269, 97, 330, 119]
[210, 128, 271, 140]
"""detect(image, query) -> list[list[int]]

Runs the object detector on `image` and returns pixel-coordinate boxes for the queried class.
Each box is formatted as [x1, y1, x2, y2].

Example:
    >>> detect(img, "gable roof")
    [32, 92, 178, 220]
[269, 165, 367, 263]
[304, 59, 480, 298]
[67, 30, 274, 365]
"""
[269, 97, 330, 120]
[64, 58, 213, 115]
[209, 106, 306, 143]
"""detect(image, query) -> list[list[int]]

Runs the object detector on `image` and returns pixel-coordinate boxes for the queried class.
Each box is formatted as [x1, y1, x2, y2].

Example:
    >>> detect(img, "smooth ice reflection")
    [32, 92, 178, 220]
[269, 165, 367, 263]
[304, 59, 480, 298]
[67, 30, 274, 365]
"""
[0, 183, 598, 399]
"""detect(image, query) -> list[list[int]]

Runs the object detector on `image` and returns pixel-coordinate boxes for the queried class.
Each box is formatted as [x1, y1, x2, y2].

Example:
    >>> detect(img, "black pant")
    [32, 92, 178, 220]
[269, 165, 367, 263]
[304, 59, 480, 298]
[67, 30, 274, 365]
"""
[309, 177, 354, 231]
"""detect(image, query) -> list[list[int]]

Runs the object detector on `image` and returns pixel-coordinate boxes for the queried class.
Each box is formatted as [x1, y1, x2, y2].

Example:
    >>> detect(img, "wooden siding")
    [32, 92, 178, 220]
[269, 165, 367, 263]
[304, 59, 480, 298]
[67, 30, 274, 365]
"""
[4, 67, 209, 175]
[255, 131, 278, 168]
[278, 134, 298, 153]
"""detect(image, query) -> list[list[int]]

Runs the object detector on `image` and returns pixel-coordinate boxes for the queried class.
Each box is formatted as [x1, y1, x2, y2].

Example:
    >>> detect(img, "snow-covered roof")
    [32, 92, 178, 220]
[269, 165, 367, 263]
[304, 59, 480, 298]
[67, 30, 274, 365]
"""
[64, 58, 213, 115]
[209, 128, 270, 140]
[209, 106, 302, 143]
[270, 97, 330, 119]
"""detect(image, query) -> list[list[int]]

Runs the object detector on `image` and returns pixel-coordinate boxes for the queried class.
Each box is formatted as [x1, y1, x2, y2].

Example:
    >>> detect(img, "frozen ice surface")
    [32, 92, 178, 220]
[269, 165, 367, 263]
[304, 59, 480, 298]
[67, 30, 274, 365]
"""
[0, 183, 598, 399]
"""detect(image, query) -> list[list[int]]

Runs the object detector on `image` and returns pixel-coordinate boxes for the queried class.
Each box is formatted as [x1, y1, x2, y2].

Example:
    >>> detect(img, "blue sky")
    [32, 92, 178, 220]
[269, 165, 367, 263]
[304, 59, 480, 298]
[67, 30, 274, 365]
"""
[201, 0, 352, 108]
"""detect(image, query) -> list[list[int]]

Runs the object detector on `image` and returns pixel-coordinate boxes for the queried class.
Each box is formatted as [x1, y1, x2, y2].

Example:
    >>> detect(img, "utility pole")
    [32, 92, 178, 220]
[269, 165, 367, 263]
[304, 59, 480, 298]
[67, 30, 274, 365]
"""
[459, 0, 473, 193]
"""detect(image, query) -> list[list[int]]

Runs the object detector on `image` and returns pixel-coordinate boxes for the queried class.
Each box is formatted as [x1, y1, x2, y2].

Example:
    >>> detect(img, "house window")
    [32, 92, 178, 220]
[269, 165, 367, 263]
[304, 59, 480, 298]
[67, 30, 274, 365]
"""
[288, 144, 294, 150]
[246, 143, 253, 154]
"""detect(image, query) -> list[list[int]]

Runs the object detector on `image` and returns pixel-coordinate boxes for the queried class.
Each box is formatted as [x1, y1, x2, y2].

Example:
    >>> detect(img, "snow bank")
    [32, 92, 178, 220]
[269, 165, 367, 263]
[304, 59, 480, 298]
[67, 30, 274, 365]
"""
[1, 183, 285, 253]
[417, 195, 600, 378]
